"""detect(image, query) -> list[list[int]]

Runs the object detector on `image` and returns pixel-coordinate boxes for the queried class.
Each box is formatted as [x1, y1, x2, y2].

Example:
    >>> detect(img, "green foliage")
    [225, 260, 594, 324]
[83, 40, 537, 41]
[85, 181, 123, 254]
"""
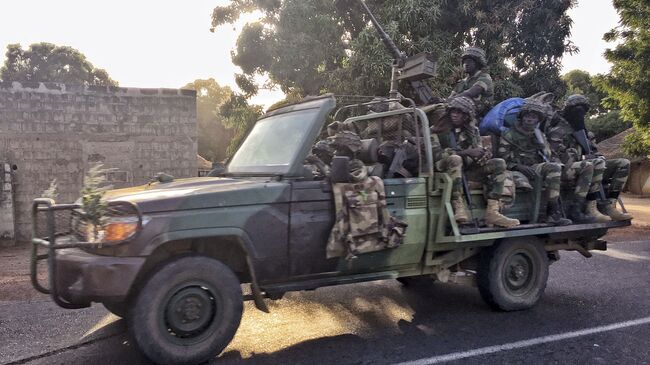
[562, 70, 610, 114]
[41, 179, 58, 200]
[621, 127, 650, 158]
[183, 79, 234, 162]
[80, 164, 114, 238]
[0, 43, 117, 86]
[586, 110, 631, 142]
[220, 93, 264, 157]
[211, 0, 577, 102]
[597, 0, 650, 157]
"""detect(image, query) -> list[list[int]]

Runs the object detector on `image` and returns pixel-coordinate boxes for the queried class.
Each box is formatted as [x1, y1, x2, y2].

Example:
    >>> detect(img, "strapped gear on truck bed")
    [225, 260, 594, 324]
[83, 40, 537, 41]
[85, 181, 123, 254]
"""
[326, 176, 407, 260]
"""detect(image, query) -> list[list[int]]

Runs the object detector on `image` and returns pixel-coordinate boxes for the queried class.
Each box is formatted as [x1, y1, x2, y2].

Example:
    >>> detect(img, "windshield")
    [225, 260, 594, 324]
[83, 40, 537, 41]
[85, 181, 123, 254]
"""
[228, 108, 320, 174]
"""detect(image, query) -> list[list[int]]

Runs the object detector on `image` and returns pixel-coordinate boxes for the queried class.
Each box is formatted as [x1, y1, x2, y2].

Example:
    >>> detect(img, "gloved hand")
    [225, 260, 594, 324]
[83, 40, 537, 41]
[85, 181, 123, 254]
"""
[514, 164, 537, 181]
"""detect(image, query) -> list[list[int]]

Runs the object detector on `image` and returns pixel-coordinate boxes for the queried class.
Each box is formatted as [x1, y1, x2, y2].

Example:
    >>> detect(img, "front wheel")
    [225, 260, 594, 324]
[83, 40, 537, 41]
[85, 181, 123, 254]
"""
[478, 238, 549, 311]
[129, 256, 243, 365]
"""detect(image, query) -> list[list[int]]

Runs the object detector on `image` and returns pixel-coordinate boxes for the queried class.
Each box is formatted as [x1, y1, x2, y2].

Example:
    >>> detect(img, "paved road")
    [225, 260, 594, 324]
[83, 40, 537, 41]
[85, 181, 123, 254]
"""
[1, 240, 649, 365]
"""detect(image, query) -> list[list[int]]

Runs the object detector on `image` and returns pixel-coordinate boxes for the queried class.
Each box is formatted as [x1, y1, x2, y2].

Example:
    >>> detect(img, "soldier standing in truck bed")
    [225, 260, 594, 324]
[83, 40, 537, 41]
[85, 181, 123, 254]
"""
[449, 47, 494, 117]
[497, 99, 573, 226]
[546, 94, 632, 222]
[432, 96, 519, 228]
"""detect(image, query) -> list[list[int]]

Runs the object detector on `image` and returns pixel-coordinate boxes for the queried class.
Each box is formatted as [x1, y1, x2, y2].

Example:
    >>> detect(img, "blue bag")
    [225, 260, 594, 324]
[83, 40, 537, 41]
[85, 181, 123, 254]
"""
[479, 97, 524, 135]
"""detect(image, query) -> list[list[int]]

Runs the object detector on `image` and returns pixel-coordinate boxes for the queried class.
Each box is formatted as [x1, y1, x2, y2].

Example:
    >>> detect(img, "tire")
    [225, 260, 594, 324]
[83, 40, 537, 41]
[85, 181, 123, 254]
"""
[478, 238, 549, 311]
[129, 256, 243, 365]
[103, 301, 128, 318]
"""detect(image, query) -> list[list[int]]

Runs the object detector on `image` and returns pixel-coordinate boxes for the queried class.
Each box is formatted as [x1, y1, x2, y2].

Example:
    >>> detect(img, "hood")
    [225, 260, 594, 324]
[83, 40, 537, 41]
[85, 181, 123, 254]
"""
[104, 177, 290, 213]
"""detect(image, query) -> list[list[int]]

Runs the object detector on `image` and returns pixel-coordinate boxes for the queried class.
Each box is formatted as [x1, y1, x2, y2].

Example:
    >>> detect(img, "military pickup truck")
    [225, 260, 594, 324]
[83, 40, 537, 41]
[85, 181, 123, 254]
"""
[30, 94, 630, 365]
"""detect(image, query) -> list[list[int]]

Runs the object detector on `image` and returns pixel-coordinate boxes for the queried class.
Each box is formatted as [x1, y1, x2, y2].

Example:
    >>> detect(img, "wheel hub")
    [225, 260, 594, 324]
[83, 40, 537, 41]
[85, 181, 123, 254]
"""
[504, 253, 533, 293]
[165, 286, 215, 338]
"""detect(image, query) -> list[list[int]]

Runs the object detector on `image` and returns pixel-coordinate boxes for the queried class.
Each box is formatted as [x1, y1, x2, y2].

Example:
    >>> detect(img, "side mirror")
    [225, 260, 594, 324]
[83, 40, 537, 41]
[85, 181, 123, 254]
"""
[330, 156, 352, 183]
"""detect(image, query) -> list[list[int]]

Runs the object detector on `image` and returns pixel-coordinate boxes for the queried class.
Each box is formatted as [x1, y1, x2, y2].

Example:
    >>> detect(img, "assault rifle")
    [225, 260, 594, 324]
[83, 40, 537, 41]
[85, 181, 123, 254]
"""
[534, 128, 568, 218]
[448, 130, 480, 231]
[357, 0, 438, 104]
[572, 129, 627, 212]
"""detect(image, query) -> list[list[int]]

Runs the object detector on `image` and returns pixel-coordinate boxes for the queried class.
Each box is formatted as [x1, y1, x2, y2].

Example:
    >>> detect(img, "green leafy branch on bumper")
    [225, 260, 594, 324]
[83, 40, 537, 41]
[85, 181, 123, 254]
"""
[80, 164, 115, 242]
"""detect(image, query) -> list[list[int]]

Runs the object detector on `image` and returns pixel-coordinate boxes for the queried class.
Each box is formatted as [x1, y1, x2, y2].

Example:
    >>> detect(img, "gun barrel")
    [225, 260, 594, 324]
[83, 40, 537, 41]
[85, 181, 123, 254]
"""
[357, 0, 404, 63]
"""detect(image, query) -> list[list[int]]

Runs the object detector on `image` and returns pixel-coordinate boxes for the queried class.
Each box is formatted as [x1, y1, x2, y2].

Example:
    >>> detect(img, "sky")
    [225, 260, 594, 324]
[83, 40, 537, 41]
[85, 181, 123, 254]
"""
[0, 0, 620, 109]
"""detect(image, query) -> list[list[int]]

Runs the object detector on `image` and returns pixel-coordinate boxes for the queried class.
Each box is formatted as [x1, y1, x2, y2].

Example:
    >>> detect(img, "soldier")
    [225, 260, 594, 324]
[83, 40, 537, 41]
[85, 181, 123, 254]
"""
[449, 47, 494, 117]
[497, 99, 572, 225]
[432, 97, 519, 228]
[547, 95, 632, 221]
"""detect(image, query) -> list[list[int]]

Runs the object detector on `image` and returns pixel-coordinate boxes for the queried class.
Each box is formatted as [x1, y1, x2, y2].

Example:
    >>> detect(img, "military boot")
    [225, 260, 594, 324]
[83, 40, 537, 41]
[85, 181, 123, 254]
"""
[585, 199, 611, 223]
[485, 199, 520, 228]
[567, 196, 596, 224]
[546, 199, 572, 226]
[452, 198, 470, 224]
[600, 198, 632, 221]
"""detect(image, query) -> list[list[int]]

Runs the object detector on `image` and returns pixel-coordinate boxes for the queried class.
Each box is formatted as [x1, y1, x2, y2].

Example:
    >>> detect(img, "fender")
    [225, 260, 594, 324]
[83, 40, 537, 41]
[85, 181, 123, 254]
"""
[145, 227, 269, 312]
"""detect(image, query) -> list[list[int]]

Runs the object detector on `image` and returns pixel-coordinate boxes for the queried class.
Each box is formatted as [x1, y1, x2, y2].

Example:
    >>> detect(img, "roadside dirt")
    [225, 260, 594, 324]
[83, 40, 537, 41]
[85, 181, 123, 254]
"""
[2, 194, 648, 302]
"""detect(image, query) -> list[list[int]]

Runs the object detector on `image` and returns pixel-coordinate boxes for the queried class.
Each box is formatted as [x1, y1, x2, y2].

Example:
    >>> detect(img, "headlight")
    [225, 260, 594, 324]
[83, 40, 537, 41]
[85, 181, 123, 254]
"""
[85, 215, 149, 245]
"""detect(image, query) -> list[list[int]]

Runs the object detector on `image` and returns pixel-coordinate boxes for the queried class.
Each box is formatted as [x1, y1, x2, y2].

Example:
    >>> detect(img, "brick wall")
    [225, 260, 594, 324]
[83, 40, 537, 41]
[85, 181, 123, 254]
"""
[0, 82, 197, 243]
[0, 163, 15, 246]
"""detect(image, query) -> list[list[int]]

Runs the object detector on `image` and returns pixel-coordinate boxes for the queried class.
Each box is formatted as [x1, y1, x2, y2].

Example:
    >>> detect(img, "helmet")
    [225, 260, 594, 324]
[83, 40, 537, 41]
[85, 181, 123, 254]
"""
[519, 99, 548, 121]
[564, 94, 590, 112]
[461, 47, 487, 68]
[447, 96, 476, 119]
[329, 131, 362, 156]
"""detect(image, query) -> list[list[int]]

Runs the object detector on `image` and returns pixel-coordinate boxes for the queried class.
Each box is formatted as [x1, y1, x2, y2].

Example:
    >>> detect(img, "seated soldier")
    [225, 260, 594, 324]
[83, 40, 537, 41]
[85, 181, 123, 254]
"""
[497, 99, 572, 226]
[432, 96, 519, 228]
[449, 47, 494, 117]
[547, 94, 632, 221]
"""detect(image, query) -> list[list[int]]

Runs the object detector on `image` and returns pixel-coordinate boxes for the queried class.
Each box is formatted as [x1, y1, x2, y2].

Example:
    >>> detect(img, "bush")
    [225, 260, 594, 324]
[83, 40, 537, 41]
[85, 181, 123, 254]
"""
[586, 110, 631, 143]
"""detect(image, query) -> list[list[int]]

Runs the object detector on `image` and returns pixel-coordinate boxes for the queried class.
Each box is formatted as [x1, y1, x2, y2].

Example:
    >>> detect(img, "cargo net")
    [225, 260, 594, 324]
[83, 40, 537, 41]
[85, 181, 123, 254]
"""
[34, 201, 139, 244]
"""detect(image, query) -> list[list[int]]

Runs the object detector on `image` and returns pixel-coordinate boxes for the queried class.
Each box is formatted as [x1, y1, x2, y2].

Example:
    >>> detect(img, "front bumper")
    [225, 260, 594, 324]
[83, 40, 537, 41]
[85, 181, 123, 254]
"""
[30, 198, 145, 308]
[50, 248, 145, 304]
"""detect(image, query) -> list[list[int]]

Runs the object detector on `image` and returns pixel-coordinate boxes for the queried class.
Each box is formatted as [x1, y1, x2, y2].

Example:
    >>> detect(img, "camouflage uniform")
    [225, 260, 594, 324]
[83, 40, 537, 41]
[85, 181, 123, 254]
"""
[497, 127, 562, 200]
[497, 100, 571, 225]
[546, 116, 601, 197]
[449, 47, 494, 116]
[433, 97, 519, 227]
[326, 176, 407, 260]
[551, 94, 632, 221]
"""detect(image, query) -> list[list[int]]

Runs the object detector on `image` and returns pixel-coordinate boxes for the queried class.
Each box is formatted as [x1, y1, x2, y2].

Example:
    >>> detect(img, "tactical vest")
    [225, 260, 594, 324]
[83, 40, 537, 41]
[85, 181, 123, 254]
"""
[326, 176, 408, 260]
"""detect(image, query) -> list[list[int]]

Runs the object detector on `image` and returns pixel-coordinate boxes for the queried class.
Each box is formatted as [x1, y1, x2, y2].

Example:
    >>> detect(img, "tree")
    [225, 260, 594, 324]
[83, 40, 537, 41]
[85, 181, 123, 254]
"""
[183, 79, 235, 162]
[211, 0, 577, 103]
[0, 43, 117, 86]
[562, 70, 608, 113]
[596, 0, 650, 156]
[219, 93, 264, 157]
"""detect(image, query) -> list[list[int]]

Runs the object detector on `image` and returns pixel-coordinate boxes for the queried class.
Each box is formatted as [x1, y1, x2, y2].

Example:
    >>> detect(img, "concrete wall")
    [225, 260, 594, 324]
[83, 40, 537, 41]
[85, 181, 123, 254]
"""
[628, 159, 650, 196]
[0, 163, 16, 246]
[0, 82, 197, 243]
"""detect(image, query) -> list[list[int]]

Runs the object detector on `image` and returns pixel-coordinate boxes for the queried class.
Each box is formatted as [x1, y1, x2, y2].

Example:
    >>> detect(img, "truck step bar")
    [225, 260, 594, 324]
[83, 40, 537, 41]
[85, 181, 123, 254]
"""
[259, 271, 400, 296]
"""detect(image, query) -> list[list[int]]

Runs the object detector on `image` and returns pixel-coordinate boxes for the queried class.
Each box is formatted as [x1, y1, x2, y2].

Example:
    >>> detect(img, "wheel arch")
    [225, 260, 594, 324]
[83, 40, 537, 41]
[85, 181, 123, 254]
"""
[127, 228, 268, 312]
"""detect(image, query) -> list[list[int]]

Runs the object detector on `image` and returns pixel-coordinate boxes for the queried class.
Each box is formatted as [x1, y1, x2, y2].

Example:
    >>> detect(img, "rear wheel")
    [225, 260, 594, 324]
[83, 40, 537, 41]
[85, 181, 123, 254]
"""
[478, 238, 549, 311]
[129, 256, 243, 365]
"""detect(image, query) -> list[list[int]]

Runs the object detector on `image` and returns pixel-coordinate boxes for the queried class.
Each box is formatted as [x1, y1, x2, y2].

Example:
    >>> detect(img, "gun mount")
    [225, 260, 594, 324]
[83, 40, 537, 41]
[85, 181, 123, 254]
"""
[357, 0, 437, 103]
